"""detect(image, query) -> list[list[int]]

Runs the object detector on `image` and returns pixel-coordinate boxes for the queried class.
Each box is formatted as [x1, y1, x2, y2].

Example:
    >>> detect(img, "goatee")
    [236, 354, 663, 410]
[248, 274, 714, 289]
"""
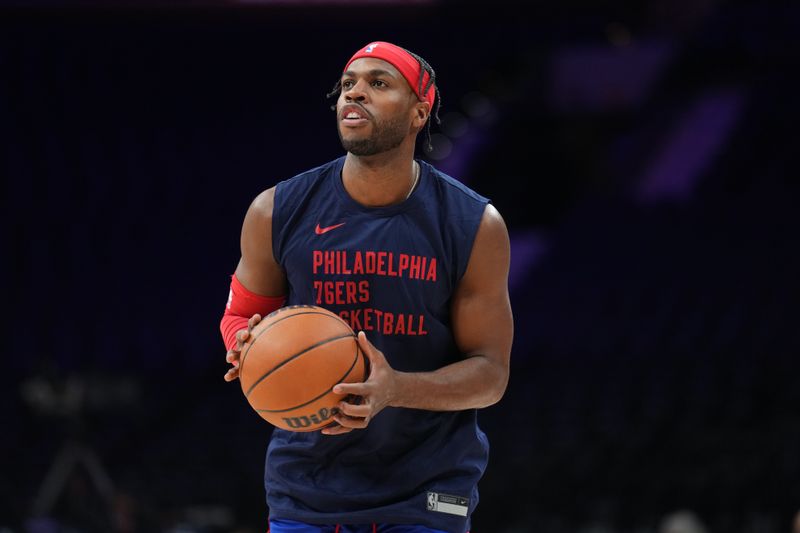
[338, 115, 408, 156]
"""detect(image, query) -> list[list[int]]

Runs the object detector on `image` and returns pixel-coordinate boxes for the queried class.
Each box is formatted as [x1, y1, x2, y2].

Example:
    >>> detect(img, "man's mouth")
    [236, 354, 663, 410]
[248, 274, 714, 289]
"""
[341, 106, 370, 126]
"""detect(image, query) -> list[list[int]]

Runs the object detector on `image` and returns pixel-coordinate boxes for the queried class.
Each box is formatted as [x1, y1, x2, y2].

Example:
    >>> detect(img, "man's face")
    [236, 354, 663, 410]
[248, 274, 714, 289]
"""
[336, 57, 418, 156]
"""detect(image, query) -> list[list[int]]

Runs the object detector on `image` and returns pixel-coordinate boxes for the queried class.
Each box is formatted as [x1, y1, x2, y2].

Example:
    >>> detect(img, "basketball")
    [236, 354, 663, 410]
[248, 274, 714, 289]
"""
[238, 304, 367, 432]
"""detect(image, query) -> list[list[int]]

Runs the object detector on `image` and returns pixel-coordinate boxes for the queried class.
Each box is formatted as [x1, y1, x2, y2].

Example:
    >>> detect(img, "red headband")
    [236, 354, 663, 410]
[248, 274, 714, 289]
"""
[344, 41, 436, 108]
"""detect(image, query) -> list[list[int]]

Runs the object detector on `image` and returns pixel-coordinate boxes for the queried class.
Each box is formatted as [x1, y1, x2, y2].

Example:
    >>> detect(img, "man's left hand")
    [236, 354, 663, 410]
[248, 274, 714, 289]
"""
[321, 331, 397, 436]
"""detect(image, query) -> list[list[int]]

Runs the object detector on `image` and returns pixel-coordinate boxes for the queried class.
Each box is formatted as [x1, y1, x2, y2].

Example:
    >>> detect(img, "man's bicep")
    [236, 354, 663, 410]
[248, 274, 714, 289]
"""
[451, 205, 513, 364]
[235, 187, 287, 297]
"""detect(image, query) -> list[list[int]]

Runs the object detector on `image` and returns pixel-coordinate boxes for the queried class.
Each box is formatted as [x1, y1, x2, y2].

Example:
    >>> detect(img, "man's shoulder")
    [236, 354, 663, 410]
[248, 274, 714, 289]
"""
[422, 160, 489, 205]
[272, 156, 344, 218]
[281, 156, 344, 187]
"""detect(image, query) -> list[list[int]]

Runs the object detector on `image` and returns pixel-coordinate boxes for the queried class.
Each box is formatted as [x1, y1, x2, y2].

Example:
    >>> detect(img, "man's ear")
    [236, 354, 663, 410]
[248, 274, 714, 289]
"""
[412, 101, 431, 130]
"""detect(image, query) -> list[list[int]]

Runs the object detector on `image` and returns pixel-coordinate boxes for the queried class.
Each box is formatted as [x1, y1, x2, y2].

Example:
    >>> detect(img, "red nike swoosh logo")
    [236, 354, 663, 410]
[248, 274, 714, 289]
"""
[315, 222, 346, 235]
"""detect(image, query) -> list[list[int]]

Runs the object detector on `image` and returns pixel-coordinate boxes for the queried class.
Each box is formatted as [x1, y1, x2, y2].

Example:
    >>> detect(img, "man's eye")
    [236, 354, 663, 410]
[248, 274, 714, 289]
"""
[342, 80, 354, 89]
[372, 80, 386, 87]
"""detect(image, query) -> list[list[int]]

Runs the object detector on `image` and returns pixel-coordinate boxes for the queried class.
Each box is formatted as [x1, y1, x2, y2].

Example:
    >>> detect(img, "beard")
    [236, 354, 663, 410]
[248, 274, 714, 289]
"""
[338, 113, 408, 156]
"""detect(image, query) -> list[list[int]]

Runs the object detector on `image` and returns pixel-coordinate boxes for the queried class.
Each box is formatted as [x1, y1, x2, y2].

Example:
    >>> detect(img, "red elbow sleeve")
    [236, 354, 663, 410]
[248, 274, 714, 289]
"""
[220, 274, 285, 352]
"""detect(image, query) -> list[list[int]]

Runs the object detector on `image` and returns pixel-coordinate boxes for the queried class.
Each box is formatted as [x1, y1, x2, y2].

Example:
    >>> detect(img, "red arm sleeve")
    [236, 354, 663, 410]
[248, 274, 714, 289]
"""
[220, 274, 286, 352]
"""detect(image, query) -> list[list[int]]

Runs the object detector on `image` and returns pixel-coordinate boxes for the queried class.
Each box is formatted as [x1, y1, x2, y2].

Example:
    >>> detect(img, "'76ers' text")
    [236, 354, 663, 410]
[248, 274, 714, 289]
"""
[312, 249, 435, 336]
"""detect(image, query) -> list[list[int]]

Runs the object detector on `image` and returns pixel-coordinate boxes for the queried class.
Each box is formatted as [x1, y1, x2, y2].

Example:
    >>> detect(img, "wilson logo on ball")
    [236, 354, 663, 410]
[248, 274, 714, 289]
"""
[282, 406, 339, 429]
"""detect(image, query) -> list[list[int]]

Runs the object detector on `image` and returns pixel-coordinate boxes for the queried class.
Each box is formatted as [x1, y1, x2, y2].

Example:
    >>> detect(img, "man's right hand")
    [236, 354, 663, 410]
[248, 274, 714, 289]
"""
[224, 313, 262, 382]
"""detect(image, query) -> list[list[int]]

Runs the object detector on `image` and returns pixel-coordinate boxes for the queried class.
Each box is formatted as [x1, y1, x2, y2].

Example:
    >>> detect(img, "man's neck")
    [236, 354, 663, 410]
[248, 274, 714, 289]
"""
[342, 151, 419, 207]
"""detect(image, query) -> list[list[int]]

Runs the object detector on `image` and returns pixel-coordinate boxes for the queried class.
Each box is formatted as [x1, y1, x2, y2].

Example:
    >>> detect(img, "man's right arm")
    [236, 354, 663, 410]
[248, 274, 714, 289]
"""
[221, 187, 288, 382]
[235, 187, 288, 297]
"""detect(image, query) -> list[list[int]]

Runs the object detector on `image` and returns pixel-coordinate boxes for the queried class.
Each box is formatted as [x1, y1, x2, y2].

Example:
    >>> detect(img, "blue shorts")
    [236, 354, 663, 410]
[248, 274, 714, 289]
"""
[268, 519, 455, 533]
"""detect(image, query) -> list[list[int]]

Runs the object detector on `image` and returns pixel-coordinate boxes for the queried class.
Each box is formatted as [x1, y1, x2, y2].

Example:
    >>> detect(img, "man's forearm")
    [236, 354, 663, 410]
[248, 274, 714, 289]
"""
[390, 355, 508, 411]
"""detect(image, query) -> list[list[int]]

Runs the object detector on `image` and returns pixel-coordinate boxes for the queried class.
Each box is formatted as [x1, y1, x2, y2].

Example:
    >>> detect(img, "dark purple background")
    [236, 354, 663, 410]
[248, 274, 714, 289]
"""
[2, 1, 799, 532]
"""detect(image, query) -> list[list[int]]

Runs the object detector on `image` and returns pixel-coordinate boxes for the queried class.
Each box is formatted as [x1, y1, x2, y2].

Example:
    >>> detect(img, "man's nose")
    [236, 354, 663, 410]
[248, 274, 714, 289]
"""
[344, 79, 368, 102]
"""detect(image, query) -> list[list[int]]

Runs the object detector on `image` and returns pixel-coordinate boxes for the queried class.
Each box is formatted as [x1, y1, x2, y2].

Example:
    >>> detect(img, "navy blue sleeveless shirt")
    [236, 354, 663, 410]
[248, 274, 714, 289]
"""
[268, 156, 490, 533]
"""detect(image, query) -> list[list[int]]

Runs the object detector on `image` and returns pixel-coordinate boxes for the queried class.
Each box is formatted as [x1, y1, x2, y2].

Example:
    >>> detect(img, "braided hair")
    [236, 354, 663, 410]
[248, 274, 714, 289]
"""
[327, 49, 442, 153]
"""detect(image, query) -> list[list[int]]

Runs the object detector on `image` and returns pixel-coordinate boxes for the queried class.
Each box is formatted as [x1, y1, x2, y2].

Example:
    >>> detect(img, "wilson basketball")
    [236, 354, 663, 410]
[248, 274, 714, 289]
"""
[238, 305, 367, 432]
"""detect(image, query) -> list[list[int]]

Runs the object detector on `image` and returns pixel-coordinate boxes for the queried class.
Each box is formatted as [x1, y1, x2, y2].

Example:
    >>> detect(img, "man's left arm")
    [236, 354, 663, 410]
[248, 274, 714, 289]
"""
[325, 205, 512, 434]
[390, 203, 513, 409]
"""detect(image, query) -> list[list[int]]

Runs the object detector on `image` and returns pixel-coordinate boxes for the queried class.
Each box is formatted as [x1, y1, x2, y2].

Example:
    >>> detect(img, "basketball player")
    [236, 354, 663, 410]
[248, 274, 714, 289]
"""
[220, 41, 513, 533]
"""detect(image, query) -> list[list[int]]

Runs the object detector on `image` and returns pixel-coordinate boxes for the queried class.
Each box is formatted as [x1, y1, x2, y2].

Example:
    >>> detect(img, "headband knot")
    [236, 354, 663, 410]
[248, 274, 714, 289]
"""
[344, 41, 436, 108]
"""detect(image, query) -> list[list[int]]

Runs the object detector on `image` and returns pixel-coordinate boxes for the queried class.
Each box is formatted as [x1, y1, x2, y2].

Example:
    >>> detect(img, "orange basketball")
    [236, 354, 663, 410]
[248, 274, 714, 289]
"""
[238, 305, 367, 432]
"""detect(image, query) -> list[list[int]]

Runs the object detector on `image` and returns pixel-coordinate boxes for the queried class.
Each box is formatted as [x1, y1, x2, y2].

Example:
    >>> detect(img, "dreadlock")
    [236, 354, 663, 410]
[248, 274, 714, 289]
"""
[326, 50, 442, 153]
[403, 48, 441, 153]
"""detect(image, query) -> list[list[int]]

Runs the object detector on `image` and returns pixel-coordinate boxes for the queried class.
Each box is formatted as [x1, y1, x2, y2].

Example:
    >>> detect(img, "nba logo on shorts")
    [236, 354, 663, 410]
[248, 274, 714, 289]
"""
[365, 43, 379, 53]
[425, 491, 469, 516]
[426, 492, 437, 511]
